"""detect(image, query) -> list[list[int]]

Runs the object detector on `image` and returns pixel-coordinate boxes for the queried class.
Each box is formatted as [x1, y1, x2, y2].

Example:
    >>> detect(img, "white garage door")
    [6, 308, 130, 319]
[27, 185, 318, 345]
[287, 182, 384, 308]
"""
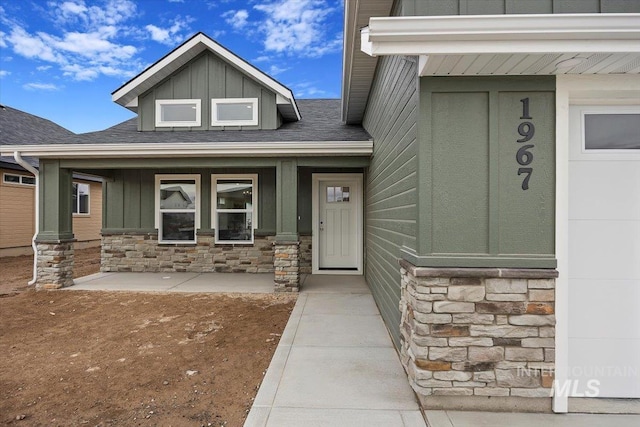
[568, 106, 640, 398]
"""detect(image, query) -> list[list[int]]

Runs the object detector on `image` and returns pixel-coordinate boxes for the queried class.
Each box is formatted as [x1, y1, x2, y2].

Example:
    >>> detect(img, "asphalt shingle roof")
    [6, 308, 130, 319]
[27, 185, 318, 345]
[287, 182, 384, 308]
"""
[66, 99, 371, 145]
[0, 105, 75, 167]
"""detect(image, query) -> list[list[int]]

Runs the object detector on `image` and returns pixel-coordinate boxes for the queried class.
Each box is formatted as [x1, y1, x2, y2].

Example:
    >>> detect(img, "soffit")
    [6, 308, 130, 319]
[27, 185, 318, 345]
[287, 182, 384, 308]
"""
[361, 14, 640, 77]
[342, 0, 394, 124]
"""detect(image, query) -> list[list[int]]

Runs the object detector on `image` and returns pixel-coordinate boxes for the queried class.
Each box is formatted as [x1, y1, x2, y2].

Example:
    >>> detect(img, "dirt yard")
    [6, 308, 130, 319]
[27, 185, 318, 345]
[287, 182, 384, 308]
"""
[0, 250, 296, 426]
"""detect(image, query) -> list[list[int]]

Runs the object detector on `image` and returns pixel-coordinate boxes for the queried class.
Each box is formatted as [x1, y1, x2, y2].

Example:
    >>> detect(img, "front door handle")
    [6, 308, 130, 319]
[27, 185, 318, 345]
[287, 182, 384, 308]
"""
[320, 221, 324, 231]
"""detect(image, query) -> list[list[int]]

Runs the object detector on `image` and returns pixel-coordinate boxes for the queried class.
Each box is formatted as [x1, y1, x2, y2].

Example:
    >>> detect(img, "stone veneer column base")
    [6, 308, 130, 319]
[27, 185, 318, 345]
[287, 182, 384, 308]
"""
[36, 240, 75, 289]
[399, 259, 558, 412]
[273, 241, 300, 293]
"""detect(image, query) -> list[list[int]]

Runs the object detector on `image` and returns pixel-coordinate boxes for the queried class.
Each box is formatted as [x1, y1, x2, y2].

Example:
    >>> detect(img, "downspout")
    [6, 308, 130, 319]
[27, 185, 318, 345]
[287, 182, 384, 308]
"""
[13, 151, 39, 286]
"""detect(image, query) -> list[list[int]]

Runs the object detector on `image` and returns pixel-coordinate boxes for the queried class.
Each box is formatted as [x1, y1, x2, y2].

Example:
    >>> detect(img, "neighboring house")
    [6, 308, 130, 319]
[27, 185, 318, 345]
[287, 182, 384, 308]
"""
[0, 106, 103, 257]
[1, 0, 640, 415]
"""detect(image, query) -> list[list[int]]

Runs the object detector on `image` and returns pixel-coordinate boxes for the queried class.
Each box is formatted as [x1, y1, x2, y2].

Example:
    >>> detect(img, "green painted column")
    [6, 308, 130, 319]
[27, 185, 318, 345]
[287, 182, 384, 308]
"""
[37, 159, 74, 242]
[275, 159, 298, 241]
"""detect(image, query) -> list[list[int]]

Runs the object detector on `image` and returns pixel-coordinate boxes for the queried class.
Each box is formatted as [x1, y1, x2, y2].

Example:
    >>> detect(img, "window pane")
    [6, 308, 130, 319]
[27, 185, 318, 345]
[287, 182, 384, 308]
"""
[22, 176, 35, 185]
[4, 174, 20, 183]
[72, 183, 78, 214]
[76, 183, 89, 213]
[216, 179, 252, 209]
[160, 180, 196, 209]
[217, 102, 254, 121]
[585, 114, 640, 149]
[327, 186, 335, 203]
[218, 212, 252, 242]
[342, 187, 350, 202]
[161, 212, 195, 241]
[161, 103, 197, 122]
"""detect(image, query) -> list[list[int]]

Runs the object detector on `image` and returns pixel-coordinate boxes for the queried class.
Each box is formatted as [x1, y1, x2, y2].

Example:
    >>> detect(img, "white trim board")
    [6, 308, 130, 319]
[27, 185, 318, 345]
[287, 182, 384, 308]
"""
[112, 33, 300, 121]
[311, 173, 364, 275]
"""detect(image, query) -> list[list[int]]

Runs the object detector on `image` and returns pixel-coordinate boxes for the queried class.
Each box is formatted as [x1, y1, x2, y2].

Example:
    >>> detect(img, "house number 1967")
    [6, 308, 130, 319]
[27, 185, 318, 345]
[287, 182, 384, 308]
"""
[517, 97, 535, 190]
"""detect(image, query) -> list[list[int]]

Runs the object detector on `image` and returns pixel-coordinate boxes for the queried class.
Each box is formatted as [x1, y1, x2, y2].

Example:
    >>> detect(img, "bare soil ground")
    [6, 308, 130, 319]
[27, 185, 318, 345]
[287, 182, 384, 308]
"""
[0, 250, 296, 426]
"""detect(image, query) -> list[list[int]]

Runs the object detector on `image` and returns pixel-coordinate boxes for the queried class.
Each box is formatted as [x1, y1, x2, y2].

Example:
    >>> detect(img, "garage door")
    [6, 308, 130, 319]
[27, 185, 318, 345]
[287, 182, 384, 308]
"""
[568, 106, 640, 398]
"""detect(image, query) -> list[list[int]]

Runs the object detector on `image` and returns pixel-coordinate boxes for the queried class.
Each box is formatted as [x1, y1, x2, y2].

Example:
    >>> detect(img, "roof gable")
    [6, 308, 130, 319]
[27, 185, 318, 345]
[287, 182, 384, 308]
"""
[112, 32, 300, 121]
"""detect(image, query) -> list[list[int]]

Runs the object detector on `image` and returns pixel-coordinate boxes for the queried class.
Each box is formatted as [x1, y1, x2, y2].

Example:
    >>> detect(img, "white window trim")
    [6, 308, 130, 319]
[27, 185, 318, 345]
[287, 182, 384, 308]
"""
[155, 99, 202, 127]
[212, 174, 258, 245]
[3, 172, 35, 186]
[211, 98, 258, 127]
[155, 174, 201, 244]
[580, 106, 640, 157]
[72, 181, 91, 216]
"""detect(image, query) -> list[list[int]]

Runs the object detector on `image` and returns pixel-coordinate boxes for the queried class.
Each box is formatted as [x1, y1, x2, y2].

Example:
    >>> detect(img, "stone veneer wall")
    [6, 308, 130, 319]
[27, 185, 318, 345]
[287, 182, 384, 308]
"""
[399, 260, 557, 411]
[101, 233, 275, 273]
[274, 242, 300, 292]
[36, 240, 75, 289]
[299, 234, 312, 274]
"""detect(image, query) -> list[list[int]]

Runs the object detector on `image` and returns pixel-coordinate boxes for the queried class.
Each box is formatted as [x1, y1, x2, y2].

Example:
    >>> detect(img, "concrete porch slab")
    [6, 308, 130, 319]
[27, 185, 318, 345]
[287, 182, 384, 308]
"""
[68, 272, 274, 293]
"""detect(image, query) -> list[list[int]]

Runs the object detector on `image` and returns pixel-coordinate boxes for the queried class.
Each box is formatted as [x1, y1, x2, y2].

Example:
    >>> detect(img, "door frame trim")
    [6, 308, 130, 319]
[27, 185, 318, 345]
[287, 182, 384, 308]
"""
[311, 173, 363, 275]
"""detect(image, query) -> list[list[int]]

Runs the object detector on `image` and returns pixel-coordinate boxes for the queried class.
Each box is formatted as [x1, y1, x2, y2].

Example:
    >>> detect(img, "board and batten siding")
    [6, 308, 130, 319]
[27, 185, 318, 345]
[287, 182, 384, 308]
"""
[138, 51, 280, 131]
[362, 55, 418, 348]
[102, 168, 277, 235]
[402, 0, 640, 15]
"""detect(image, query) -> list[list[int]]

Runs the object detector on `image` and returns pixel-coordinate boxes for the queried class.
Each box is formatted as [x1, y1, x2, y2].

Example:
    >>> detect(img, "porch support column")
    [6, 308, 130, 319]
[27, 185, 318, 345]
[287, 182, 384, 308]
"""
[274, 159, 300, 292]
[35, 159, 75, 289]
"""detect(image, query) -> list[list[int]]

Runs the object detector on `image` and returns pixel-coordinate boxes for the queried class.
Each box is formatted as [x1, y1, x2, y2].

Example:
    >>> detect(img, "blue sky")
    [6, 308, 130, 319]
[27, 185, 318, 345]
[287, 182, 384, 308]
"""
[0, 0, 344, 133]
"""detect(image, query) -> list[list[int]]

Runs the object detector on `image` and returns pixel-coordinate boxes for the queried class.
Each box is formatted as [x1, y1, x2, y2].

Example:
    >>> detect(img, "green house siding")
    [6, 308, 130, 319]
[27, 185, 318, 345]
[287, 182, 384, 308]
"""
[102, 168, 277, 234]
[401, 0, 640, 15]
[138, 51, 280, 131]
[409, 76, 556, 268]
[362, 55, 418, 348]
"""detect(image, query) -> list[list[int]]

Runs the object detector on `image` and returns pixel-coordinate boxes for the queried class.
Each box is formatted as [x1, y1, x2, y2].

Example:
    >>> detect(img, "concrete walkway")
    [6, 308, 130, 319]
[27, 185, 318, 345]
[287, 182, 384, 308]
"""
[244, 274, 427, 427]
[425, 410, 640, 426]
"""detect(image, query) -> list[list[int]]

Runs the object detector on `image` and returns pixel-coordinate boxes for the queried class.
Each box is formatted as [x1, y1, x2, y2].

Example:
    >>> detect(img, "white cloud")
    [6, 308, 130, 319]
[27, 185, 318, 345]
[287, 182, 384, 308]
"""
[223, 9, 249, 29]
[23, 82, 60, 91]
[0, 31, 7, 48]
[253, 55, 271, 63]
[37, 65, 52, 71]
[59, 1, 88, 16]
[269, 64, 289, 76]
[253, 0, 341, 57]
[0, 70, 10, 77]
[8, 27, 63, 63]
[168, 0, 184, 2]
[145, 17, 192, 46]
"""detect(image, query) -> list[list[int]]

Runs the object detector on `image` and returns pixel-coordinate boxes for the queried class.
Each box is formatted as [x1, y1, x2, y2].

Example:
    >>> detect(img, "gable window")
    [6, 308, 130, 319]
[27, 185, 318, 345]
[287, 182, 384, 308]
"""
[72, 182, 90, 215]
[155, 175, 200, 244]
[212, 174, 257, 244]
[155, 99, 201, 127]
[211, 98, 258, 126]
[3, 173, 35, 186]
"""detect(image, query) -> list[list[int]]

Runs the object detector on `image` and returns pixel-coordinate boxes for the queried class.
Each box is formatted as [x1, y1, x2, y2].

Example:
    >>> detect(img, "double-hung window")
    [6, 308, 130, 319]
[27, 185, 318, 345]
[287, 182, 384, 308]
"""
[155, 175, 200, 244]
[72, 182, 90, 215]
[212, 174, 257, 244]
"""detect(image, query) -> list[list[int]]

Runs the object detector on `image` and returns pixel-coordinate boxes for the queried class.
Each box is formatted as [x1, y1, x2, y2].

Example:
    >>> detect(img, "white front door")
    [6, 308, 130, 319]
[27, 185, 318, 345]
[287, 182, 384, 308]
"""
[568, 106, 640, 398]
[312, 174, 363, 273]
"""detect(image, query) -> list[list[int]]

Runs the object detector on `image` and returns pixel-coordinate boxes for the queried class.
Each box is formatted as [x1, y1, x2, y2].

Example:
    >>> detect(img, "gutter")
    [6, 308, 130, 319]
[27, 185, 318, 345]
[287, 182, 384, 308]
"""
[13, 152, 38, 286]
[0, 141, 374, 159]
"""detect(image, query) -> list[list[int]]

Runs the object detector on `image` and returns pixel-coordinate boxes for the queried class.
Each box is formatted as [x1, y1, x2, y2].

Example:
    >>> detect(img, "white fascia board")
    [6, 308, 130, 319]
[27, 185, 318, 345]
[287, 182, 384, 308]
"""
[112, 34, 300, 120]
[0, 141, 373, 158]
[362, 13, 640, 56]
